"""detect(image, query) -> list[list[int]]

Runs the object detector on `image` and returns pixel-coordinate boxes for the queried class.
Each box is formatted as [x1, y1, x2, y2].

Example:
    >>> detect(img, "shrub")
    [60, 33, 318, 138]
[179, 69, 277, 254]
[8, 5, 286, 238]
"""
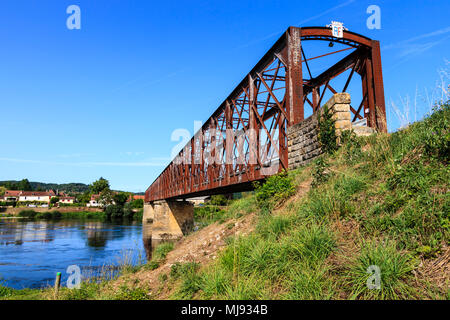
[253, 171, 295, 210]
[345, 240, 416, 299]
[122, 203, 134, 220]
[18, 210, 37, 218]
[104, 205, 123, 220]
[311, 157, 331, 188]
[130, 199, 144, 208]
[209, 195, 228, 206]
[318, 104, 338, 154]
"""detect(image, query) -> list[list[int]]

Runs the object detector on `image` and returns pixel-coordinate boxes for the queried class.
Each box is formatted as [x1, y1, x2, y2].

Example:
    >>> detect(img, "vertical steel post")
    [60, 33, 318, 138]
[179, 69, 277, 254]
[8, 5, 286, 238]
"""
[286, 27, 304, 126]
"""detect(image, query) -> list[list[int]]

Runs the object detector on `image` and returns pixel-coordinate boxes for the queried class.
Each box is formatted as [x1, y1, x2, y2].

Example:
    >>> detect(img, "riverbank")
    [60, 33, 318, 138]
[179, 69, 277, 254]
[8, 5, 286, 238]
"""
[0, 206, 103, 216]
[1, 102, 448, 300]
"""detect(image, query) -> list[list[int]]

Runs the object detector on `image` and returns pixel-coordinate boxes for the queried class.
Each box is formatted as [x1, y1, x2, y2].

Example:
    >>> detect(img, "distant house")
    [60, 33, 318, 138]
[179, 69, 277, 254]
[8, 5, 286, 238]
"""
[19, 191, 52, 203]
[59, 196, 75, 204]
[87, 194, 101, 207]
[3, 190, 21, 202]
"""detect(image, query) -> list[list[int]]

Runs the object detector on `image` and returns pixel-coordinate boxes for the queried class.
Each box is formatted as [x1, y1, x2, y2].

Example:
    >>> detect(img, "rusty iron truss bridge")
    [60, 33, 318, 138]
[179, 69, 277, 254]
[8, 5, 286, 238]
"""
[145, 26, 387, 202]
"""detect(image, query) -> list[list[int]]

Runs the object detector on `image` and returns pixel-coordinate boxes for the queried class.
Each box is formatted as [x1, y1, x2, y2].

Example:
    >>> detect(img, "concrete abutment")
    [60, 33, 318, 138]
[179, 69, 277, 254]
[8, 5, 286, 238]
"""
[143, 200, 194, 241]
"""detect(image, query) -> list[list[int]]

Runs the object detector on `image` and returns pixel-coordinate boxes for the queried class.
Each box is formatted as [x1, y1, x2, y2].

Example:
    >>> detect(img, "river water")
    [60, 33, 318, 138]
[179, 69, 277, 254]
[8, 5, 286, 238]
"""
[0, 218, 153, 289]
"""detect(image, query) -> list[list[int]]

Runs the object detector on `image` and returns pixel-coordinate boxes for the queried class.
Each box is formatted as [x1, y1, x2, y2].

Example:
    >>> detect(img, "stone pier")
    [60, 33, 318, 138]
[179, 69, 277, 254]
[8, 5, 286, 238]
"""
[143, 200, 194, 241]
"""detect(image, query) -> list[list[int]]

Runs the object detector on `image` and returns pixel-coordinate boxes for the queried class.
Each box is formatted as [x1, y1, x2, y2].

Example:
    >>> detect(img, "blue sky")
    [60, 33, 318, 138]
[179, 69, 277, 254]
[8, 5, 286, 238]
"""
[0, 0, 448, 192]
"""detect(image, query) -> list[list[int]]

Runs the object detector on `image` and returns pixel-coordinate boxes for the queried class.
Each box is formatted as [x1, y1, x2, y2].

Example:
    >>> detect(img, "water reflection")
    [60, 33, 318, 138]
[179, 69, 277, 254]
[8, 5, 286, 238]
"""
[142, 221, 152, 261]
[0, 218, 145, 289]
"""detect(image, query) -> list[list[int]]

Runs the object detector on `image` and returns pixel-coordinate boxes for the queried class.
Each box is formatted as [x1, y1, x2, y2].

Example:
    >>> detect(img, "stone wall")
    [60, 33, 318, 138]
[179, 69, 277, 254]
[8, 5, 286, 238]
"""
[287, 93, 353, 170]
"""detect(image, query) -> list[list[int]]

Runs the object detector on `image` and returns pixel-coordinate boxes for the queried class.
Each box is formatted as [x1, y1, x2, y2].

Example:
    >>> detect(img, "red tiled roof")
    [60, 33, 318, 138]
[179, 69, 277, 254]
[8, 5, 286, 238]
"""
[60, 197, 75, 200]
[133, 195, 145, 200]
[20, 191, 52, 197]
[91, 194, 100, 200]
[5, 190, 22, 197]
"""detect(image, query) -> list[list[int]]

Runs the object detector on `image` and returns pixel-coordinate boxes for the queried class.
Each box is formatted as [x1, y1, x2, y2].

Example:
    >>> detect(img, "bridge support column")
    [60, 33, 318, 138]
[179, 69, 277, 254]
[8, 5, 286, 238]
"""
[147, 200, 194, 241]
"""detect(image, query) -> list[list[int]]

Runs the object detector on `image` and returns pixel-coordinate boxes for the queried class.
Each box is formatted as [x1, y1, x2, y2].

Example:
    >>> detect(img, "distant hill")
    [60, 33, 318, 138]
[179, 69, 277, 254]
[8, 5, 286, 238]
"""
[0, 181, 90, 193]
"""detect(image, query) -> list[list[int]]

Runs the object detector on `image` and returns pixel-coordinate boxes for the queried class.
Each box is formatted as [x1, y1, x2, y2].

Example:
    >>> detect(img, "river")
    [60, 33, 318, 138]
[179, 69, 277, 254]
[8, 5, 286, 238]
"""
[0, 218, 152, 289]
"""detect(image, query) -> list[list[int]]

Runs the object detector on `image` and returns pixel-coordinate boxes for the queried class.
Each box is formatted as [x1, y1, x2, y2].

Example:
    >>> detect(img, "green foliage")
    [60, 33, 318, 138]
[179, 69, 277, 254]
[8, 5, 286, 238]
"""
[18, 210, 37, 218]
[209, 195, 228, 206]
[256, 214, 292, 240]
[50, 197, 59, 204]
[90, 177, 110, 194]
[227, 193, 257, 217]
[253, 171, 295, 210]
[113, 285, 150, 300]
[170, 262, 203, 299]
[0, 201, 16, 207]
[133, 208, 143, 221]
[317, 104, 338, 154]
[113, 192, 129, 207]
[98, 189, 114, 206]
[194, 206, 226, 228]
[104, 204, 124, 220]
[311, 157, 331, 188]
[122, 202, 134, 220]
[18, 210, 103, 220]
[421, 101, 449, 161]
[130, 198, 144, 208]
[0, 186, 5, 197]
[144, 260, 160, 271]
[346, 241, 417, 299]
[340, 130, 364, 164]
[283, 264, 336, 300]
[152, 242, 174, 261]
[280, 224, 336, 267]
[76, 191, 91, 204]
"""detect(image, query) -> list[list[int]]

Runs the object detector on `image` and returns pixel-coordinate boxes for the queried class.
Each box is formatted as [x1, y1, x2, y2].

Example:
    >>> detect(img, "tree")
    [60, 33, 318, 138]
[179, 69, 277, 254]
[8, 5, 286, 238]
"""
[76, 191, 91, 204]
[0, 186, 5, 197]
[91, 177, 110, 194]
[17, 179, 32, 191]
[98, 189, 114, 206]
[113, 192, 129, 207]
[50, 197, 60, 205]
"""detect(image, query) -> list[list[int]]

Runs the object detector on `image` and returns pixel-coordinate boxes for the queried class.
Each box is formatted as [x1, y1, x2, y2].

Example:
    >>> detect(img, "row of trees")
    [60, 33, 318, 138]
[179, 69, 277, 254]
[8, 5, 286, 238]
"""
[0, 179, 32, 191]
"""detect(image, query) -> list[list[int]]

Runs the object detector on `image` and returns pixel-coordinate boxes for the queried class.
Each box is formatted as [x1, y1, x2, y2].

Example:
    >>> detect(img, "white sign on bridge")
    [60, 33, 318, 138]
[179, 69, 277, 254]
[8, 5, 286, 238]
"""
[328, 21, 345, 38]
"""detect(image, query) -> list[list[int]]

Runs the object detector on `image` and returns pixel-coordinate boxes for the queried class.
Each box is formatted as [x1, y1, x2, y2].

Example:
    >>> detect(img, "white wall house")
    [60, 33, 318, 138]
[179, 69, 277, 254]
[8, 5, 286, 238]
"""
[19, 191, 51, 202]
[87, 194, 101, 207]
[59, 196, 75, 204]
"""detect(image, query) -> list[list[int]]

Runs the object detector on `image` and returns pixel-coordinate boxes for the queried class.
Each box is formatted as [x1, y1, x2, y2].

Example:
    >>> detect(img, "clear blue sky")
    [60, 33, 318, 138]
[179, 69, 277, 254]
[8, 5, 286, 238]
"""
[0, 0, 448, 192]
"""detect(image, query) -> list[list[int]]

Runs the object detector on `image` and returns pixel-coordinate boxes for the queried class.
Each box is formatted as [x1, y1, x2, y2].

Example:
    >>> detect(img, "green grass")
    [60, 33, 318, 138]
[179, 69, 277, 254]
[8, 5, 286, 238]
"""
[168, 100, 449, 300]
[152, 242, 175, 261]
[2, 101, 448, 300]
[345, 240, 417, 299]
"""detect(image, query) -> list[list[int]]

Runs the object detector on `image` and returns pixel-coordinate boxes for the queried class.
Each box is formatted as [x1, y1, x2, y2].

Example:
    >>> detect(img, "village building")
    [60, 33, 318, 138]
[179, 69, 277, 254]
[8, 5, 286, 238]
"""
[87, 194, 101, 207]
[3, 190, 22, 202]
[18, 191, 53, 203]
[58, 196, 75, 204]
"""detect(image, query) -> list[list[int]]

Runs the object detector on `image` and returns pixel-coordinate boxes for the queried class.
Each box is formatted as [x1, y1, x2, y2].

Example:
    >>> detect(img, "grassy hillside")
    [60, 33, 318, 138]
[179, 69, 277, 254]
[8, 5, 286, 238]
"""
[163, 101, 449, 300]
[1, 101, 448, 300]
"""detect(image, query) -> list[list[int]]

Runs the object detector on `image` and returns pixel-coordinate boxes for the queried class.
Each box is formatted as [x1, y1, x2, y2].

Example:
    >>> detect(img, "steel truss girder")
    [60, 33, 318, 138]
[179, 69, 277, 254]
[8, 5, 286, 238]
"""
[145, 26, 386, 202]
